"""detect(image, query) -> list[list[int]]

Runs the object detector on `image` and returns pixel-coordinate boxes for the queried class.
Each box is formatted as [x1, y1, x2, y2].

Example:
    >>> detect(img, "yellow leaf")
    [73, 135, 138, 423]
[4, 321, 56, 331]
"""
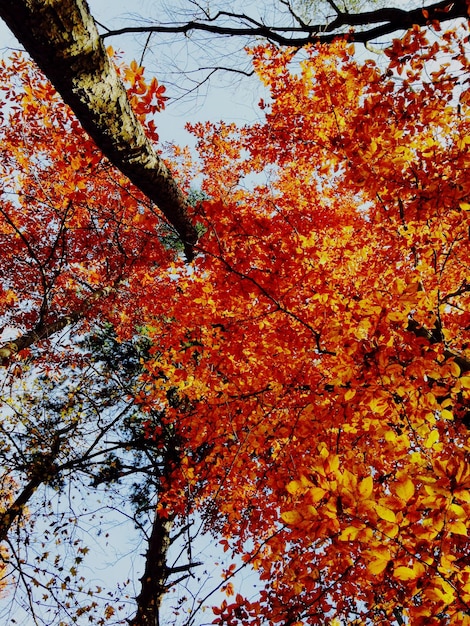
[441, 409, 453, 420]
[425, 580, 456, 604]
[369, 397, 389, 415]
[448, 520, 468, 536]
[393, 562, 425, 581]
[359, 475, 373, 499]
[367, 558, 389, 575]
[449, 502, 466, 518]
[286, 479, 307, 495]
[393, 566, 418, 581]
[385, 430, 397, 443]
[460, 376, 470, 389]
[338, 525, 361, 541]
[455, 489, 470, 503]
[396, 478, 415, 502]
[387, 523, 399, 538]
[281, 510, 303, 525]
[449, 361, 461, 377]
[325, 454, 340, 474]
[376, 504, 396, 523]
[344, 388, 356, 401]
[341, 468, 357, 492]
[309, 487, 327, 503]
[425, 429, 439, 448]
[460, 202, 470, 211]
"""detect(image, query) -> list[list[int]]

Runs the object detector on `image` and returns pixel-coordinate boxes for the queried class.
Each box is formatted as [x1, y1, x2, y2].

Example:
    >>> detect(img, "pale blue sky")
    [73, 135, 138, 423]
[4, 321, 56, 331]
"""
[88, 0, 267, 148]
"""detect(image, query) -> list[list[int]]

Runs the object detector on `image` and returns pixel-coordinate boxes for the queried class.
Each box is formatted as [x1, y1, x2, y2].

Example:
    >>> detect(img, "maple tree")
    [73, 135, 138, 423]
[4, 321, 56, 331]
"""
[1, 2, 470, 625]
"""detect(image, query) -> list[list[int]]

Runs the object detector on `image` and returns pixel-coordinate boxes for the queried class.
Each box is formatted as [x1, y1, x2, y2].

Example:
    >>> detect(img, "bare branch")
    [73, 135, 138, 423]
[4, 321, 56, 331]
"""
[100, 0, 468, 47]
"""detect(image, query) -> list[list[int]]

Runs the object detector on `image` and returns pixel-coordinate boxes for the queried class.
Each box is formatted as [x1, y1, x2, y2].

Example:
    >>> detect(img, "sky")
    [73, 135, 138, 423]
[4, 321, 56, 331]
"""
[0, 0, 266, 149]
[89, 0, 267, 149]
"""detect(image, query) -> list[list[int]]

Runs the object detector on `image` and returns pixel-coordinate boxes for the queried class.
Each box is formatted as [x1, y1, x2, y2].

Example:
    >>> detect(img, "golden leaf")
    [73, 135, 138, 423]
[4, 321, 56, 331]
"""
[395, 478, 415, 502]
[393, 562, 425, 581]
[281, 510, 303, 525]
[358, 475, 373, 499]
[367, 558, 389, 575]
[448, 520, 468, 536]
[424, 429, 439, 449]
[376, 504, 397, 523]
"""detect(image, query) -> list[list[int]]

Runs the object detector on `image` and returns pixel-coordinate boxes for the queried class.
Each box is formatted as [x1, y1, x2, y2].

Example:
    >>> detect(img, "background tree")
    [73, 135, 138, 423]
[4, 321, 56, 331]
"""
[0, 322, 209, 625]
[0, 53, 205, 625]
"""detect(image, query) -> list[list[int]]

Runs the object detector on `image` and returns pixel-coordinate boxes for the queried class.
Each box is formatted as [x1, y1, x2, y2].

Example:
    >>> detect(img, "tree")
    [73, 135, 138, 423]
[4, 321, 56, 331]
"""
[0, 318, 206, 625]
[133, 31, 470, 624]
[0, 53, 205, 625]
[1, 2, 470, 626]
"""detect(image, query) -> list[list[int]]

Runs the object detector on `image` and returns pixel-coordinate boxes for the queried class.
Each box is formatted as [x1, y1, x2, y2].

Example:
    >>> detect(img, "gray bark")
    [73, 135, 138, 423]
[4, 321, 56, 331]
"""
[0, 0, 197, 259]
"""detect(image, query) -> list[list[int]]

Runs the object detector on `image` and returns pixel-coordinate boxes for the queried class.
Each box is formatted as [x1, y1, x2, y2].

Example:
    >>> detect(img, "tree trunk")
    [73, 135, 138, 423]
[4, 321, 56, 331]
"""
[129, 512, 173, 626]
[0, 0, 197, 258]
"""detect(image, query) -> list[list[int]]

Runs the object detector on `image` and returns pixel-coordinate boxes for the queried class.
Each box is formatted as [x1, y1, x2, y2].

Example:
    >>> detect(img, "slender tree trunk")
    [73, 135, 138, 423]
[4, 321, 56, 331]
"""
[129, 512, 173, 626]
[0, 313, 83, 366]
[0, 0, 197, 258]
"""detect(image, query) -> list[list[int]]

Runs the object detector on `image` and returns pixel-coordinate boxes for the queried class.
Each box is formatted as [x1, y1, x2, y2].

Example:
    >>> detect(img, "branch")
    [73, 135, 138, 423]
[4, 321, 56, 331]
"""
[0, 476, 41, 542]
[0, 0, 198, 259]
[0, 312, 83, 366]
[0, 279, 121, 367]
[100, 0, 468, 47]
[167, 561, 202, 575]
[0, 430, 66, 541]
[406, 318, 470, 372]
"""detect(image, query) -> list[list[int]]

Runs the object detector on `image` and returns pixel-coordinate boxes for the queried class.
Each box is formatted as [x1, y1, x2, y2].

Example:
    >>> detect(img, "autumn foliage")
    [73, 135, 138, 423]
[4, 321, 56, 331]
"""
[1, 19, 470, 626]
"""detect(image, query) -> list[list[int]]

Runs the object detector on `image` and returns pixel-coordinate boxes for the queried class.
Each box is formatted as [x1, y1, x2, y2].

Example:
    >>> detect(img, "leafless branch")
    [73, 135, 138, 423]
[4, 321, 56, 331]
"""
[101, 0, 468, 47]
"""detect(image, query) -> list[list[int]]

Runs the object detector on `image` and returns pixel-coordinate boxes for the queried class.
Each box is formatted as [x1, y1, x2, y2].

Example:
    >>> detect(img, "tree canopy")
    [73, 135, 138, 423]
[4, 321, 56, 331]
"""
[0, 1, 470, 625]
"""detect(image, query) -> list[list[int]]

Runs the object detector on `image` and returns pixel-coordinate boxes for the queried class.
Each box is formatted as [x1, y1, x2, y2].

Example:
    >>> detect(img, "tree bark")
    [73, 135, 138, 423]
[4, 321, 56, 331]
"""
[0, 0, 197, 259]
[129, 513, 174, 626]
[0, 313, 83, 366]
[0, 281, 116, 366]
